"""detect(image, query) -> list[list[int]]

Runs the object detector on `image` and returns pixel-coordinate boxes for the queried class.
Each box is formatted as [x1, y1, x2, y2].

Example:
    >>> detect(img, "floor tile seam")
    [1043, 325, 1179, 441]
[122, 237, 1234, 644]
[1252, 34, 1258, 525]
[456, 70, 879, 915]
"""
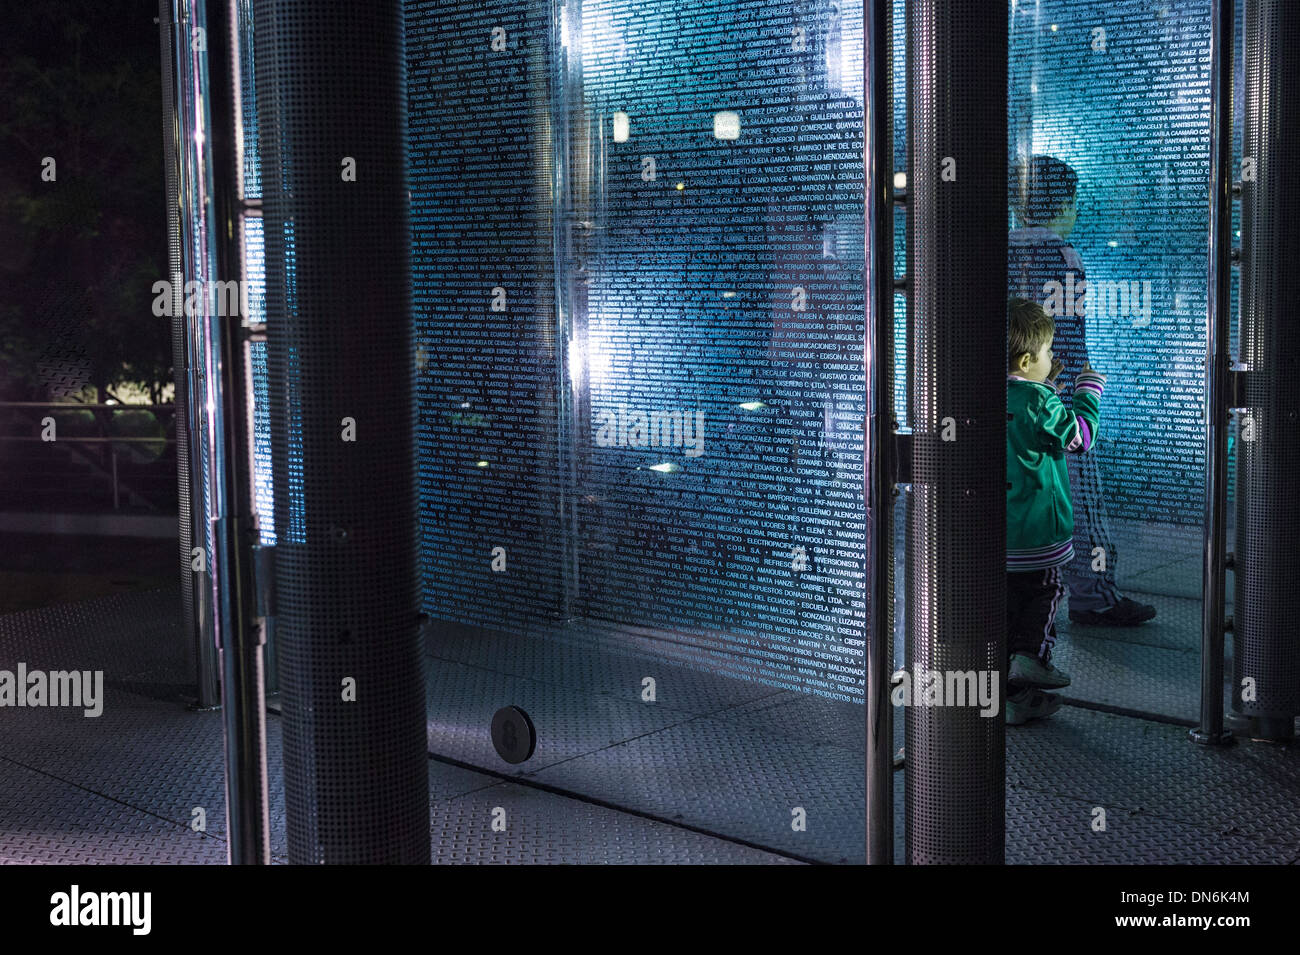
[0, 751, 230, 845]
[487, 687, 798, 777]
[437, 775, 513, 802]
[1057, 697, 1198, 727]
[427, 754, 819, 863]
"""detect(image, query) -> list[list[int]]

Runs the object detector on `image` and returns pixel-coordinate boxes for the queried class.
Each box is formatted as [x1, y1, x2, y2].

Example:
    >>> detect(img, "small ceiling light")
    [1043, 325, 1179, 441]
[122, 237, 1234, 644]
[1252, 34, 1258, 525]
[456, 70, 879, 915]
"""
[713, 111, 741, 140]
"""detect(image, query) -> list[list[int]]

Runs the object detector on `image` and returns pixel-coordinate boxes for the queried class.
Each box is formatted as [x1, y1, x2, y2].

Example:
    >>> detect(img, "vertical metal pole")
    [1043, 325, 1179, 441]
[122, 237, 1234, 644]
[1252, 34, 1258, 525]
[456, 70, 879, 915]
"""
[173, 0, 222, 710]
[864, 0, 895, 866]
[202, 0, 271, 864]
[1192, 0, 1235, 747]
[1233, 0, 1300, 741]
[156, 1, 202, 696]
[905, 0, 1007, 865]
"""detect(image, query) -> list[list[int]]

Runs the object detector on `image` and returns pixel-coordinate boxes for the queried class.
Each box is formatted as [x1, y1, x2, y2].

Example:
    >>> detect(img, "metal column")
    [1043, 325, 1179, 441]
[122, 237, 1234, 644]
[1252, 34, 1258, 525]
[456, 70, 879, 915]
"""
[864, 0, 896, 866]
[1233, 0, 1300, 742]
[156, 1, 201, 701]
[161, 0, 222, 710]
[905, 0, 1008, 865]
[253, 0, 430, 864]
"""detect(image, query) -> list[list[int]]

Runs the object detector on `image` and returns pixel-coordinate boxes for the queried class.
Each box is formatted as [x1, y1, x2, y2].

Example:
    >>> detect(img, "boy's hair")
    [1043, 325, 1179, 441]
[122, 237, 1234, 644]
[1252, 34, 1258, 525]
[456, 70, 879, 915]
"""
[1008, 298, 1055, 370]
[1010, 154, 1078, 225]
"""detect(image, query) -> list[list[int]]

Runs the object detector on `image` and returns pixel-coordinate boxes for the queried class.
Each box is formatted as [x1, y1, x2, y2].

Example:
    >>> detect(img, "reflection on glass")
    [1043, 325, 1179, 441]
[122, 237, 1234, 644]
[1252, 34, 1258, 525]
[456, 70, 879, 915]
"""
[1008, 0, 1211, 701]
[407, 0, 867, 861]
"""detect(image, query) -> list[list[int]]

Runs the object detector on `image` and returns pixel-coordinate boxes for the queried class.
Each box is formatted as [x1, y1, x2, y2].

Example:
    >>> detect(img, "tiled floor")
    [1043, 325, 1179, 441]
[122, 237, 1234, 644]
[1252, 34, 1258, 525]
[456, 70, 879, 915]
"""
[1, 572, 1296, 864]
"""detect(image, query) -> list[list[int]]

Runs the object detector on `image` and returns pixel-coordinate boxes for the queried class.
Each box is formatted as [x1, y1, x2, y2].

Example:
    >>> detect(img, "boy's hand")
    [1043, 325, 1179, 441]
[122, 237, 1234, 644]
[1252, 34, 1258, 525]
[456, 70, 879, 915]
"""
[1048, 358, 1064, 382]
[1077, 361, 1108, 389]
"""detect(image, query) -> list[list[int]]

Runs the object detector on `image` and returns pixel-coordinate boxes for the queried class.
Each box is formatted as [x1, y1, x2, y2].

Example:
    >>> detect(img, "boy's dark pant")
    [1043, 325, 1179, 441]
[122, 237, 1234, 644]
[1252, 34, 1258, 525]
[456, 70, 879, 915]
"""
[1007, 566, 1066, 666]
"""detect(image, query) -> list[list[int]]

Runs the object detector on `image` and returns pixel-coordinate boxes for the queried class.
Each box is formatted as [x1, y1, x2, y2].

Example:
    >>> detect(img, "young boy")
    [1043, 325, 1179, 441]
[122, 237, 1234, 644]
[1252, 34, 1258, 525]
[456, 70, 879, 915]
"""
[1009, 155, 1155, 627]
[1006, 298, 1107, 724]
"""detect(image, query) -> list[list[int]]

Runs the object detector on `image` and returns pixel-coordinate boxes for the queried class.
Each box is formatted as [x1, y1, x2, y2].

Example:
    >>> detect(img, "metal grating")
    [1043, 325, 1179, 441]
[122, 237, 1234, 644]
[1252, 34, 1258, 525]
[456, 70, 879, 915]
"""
[1006, 706, 1300, 863]
[2, 592, 1299, 863]
[0, 589, 190, 701]
[0, 760, 228, 866]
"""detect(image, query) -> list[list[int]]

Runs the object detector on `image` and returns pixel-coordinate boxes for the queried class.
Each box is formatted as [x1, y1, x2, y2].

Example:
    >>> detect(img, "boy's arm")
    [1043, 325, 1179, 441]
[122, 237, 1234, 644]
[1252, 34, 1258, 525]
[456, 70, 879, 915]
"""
[1038, 368, 1106, 452]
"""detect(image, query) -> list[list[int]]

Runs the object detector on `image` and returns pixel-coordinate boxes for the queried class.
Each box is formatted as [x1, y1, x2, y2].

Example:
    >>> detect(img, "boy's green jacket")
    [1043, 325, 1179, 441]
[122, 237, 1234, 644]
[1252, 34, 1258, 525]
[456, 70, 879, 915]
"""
[1006, 369, 1107, 571]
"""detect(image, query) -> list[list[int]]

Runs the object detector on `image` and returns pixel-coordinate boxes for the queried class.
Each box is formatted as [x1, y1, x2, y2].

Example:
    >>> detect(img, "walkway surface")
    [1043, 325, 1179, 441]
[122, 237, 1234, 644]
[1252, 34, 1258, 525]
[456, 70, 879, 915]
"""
[1, 586, 1296, 864]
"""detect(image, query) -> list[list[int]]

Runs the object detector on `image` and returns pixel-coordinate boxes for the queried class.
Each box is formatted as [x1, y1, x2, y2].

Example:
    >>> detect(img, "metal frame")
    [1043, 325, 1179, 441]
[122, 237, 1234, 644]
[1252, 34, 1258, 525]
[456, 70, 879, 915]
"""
[1192, 0, 1236, 748]
[864, 0, 896, 866]
[184, 0, 271, 864]
[160, 0, 221, 709]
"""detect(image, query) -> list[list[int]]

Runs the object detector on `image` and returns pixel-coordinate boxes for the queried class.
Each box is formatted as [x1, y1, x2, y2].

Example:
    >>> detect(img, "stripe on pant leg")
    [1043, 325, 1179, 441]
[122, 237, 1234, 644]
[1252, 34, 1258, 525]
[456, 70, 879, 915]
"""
[1040, 566, 1063, 659]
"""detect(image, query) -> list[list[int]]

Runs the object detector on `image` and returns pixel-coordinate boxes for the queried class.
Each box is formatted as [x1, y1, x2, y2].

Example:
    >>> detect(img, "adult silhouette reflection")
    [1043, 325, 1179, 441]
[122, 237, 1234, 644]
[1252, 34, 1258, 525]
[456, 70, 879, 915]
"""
[1008, 155, 1155, 626]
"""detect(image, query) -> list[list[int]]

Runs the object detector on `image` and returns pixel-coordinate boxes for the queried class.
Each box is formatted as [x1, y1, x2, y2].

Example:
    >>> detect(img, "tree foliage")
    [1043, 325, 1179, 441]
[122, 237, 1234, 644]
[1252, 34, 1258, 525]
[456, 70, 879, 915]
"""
[0, 0, 169, 403]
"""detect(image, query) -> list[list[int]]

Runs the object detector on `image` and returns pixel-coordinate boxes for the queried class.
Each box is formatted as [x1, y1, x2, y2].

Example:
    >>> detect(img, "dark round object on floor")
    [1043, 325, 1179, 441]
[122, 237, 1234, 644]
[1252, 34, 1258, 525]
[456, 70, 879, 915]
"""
[491, 705, 537, 764]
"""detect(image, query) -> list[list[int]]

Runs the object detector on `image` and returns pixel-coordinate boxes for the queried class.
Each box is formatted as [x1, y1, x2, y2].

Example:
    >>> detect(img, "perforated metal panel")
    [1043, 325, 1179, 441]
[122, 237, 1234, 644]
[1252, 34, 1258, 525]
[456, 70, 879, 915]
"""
[253, 0, 429, 863]
[1235, 0, 1300, 733]
[904, 0, 1007, 865]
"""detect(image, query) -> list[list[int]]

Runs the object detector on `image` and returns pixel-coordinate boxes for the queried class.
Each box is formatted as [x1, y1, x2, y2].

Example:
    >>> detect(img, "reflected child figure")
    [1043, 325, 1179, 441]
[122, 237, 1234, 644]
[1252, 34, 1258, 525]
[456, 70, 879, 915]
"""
[1008, 156, 1156, 626]
[1005, 299, 1108, 724]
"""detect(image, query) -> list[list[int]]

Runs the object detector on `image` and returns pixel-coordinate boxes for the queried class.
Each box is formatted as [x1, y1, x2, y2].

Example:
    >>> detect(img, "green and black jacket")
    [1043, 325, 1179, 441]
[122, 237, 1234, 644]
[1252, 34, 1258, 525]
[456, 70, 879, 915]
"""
[1006, 368, 1107, 571]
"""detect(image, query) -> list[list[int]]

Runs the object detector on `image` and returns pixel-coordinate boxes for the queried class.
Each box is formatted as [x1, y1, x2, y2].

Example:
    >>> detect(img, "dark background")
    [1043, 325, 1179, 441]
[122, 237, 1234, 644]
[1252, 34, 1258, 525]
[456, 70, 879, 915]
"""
[0, 0, 175, 611]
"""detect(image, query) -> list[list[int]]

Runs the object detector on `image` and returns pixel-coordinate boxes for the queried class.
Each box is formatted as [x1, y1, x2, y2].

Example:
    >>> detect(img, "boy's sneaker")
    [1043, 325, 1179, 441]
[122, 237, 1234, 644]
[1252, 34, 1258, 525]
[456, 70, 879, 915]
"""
[1069, 597, 1157, 627]
[1009, 652, 1071, 689]
[1006, 687, 1062, 725]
